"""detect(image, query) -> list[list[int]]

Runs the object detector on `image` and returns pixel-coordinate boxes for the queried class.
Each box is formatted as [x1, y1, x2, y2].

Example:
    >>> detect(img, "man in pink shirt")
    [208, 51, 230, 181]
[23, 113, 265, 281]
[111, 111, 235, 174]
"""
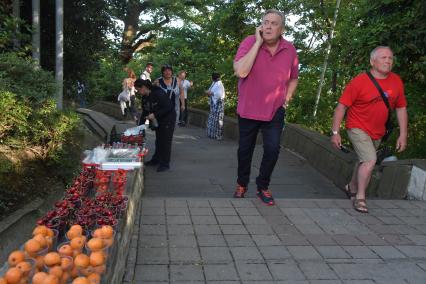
[233, 9, 299, 205]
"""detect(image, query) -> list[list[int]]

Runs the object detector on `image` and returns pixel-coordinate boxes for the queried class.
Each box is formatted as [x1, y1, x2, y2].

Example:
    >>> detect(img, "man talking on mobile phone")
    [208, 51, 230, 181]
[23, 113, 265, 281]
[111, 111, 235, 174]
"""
[233, 9, 299, 205]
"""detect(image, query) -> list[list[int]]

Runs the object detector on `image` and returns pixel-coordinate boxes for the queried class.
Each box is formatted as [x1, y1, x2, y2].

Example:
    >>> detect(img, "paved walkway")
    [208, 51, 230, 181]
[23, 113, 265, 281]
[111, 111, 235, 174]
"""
[123, 125, 426, 284]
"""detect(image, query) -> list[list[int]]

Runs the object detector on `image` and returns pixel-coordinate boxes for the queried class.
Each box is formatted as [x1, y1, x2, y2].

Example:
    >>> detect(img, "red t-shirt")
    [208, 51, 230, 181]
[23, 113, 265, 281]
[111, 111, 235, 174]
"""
[339, 72, 407, 140]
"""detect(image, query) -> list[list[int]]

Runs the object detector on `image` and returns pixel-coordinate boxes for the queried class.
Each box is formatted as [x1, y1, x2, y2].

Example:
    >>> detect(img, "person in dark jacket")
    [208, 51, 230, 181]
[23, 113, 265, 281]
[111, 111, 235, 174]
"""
[134, 79, 176, 172]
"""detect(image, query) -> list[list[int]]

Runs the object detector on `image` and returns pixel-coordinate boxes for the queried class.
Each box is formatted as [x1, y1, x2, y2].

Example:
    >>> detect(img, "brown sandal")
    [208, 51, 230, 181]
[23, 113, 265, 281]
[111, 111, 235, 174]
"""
[344, 184, 357, 200]
[353, 199, 368, 213]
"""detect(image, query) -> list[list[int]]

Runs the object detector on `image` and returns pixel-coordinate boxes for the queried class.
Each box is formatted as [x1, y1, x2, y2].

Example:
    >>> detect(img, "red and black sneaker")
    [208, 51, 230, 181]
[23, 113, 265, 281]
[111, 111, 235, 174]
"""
[257, 189, 275, 206]
[233, 185, 248, 198]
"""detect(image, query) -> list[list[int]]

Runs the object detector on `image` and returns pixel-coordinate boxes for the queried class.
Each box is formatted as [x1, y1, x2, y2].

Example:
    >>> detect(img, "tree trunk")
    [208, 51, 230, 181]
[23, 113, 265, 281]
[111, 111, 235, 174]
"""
[119, 1, 144, 64]
[55, 0, 63, 110]
[32, 0, 40, 65]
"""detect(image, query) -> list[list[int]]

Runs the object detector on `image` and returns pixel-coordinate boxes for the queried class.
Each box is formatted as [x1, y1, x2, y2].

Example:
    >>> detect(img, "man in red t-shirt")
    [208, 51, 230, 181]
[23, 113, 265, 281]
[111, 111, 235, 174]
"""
[331, 46, 408, 213]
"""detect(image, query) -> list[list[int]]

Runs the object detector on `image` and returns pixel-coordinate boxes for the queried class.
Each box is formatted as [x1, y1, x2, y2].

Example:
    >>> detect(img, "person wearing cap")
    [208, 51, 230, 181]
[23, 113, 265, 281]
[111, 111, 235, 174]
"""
[154, 65, 185, 124]
[134, 79, 176, 172]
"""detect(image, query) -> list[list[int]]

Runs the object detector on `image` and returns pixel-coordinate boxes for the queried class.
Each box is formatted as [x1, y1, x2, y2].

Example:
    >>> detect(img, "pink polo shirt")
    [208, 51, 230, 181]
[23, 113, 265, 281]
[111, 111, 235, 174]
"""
[234, 35, 299, 121]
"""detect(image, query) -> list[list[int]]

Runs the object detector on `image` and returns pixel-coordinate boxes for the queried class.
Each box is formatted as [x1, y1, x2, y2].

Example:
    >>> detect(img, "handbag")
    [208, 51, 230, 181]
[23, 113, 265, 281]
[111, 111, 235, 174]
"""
[366, 72, 394, 142]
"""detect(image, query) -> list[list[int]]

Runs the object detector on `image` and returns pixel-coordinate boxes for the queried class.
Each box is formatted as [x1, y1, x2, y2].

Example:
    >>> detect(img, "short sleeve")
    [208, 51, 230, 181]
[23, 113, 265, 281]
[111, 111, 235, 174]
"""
[234, 36, 256, 63]
[290, 52, 299, 80]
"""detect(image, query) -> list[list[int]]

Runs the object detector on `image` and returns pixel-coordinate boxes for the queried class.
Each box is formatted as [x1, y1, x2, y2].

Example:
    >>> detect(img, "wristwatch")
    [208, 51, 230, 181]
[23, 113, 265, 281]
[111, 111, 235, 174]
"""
[331, 130, 339, 135]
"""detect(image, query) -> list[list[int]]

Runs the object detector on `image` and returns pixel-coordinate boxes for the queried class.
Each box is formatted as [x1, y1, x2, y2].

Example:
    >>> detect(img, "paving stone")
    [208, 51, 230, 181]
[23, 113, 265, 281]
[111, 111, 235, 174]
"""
[166, 206, 190, 216]
[123, 266, 135, 282]
[378, 234, 415, 245]
[225, 235, 256, 247]
[386, 262, 426, 284]
[376, 216, 405, 225]
[330, 235, 363, 246]
[140, 224, 167, 235]
[137, 247, 169, 264]
[257, 206, 285, 216]
[235, 262, 273, 281]
[141, 215, 166, 224]
[396, 246, 426, 258]
[315, 246, 351, 259]
[240, 215, 268, 225]
[356, 234, 388, 246]
[167, 215, 192, 224]
[209, 199, 234, 208]
[170, 247, 201, 263]
[355, 215, 384, 225]
[278, 234, 310, 245]
[197, 234, 227, 247]
[287, 246, 322, 260]
[139, 235, 168, 248]
[262, 214, 291, 225]
[194, 224, 222, 235]
[230, 246, 263, 261]
[127, 247, 137, 264]
[134, 264, 169, 281]
[204, 263, 239, 281]
[235, 207, 261, 215]
[221, 224, 249, 235]
[309, 281, 343, 284]
[272, 224, 301, 235]
[169, 234, 197, 247]
[294, 223, 325, 234]
[386, 208, 413, 217]
[200, 246, 233, 263]
[187, 199, 211, 207]
[298, 261, 338, 280]
[190, 207, 214, 215]
[142, 199, 165, 208]
[231, 199, 256, 208]
[142, 207, 165, 216]
[170, 264, 204, 281]
[213, 207, 238, 215]
[387, 224, 422, 234]
[217, 215, 243, 225]
[368, 246, 407, 259]
[342, 246, 379, 259]
[258, 246, 291, 260]
[267, 262, 306, 280]
[245, 224, 275, 235]
[305, 234, 337, 246]
[165, 199, 188, 207]
[342, 281, 375, 284]
[405, 234, 426, 245]
[287, 215, 316, 225]
[366, 224, 399, 234]
[251, 235, 282, 246]
[168, 224, 195, 235]
[417, 262, 426, 271]
[192, 215, 218, 225]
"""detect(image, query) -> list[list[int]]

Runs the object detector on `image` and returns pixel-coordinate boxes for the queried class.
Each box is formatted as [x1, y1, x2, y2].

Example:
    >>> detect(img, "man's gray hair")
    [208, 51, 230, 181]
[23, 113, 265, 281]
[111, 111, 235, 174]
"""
[263, 9, 285, 27]
[370, 46, 393, 60]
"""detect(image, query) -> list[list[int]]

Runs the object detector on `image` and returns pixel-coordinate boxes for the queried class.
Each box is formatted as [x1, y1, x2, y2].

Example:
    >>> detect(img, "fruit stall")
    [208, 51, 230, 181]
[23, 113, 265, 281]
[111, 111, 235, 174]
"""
[0, 126, 146, 284]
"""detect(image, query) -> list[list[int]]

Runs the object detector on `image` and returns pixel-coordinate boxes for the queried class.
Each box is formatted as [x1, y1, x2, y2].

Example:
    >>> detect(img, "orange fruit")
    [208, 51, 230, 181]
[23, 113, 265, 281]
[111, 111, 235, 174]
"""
[16, 261, 33, 276]
[70, 266, 79, 278]
[100, 225, 114, 238]
[72, 277, 91, 284]
[91, 229, 102, 238]
[60, 256, 73, 271]
[66, 229, 82, 240]
[70, 236, 86, 250]
[46, 228, 55, 238]
[34, 255, 44, 270]
[103, 237, 114, 247]
[44, 252, 61, 267]
[69, 224, 83, 234]
[87, 238, 104, 251]
[74, 254, 90, 268]
[87, 273, 101, 284]
[44, 274, 59, 284]
[5, 267, 22, 284]
[8, 250, 26, 267]
[49, 265, 63, 279]
[24, 239, 41, 255]
[32, 272, 48, 284]
[60, 271, 71, 284]
[0, 277, 6, 284]
[92, 264, 106, 274]
[89, 251, 105, 267]
[33, 234, 48, 248]
[33, 225, 48, 236]
[58, 244, 73, 257]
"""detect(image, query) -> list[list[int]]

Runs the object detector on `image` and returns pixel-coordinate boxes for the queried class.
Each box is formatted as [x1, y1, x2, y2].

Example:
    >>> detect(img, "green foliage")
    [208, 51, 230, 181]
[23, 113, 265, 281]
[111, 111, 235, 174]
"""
[0, 2, 31, 55]
[0, 91, 31, 140]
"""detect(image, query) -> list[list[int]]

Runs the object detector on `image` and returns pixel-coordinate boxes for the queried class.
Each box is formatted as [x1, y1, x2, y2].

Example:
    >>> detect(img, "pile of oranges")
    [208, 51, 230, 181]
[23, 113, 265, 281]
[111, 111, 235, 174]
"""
[0, 224, 115, 284]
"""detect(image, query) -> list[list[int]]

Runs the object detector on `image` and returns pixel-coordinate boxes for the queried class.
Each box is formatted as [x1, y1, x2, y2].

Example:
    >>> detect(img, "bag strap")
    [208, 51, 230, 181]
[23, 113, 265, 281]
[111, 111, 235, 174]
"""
[366, 71, 391, 111]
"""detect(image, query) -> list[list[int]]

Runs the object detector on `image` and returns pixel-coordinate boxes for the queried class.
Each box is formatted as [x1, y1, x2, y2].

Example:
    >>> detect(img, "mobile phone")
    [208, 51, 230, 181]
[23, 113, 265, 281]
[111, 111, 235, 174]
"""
[340, 145, 350, 153]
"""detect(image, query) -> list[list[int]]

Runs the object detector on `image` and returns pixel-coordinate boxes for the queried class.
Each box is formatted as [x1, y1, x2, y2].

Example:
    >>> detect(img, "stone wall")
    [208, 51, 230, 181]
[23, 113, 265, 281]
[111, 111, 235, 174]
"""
[187, 107, 424, 199]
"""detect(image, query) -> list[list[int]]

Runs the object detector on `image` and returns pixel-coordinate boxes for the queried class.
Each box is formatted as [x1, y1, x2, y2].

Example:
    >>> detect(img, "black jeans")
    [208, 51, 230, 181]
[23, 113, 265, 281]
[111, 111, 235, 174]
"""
[151, 118, 176, 167]
[237, 107, 285, 190]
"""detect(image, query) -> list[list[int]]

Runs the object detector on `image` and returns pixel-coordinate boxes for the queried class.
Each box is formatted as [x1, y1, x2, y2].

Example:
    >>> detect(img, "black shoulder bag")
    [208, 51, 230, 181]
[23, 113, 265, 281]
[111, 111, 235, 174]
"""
[366, 71, 394, 164]
[366, 71, 394, 142]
